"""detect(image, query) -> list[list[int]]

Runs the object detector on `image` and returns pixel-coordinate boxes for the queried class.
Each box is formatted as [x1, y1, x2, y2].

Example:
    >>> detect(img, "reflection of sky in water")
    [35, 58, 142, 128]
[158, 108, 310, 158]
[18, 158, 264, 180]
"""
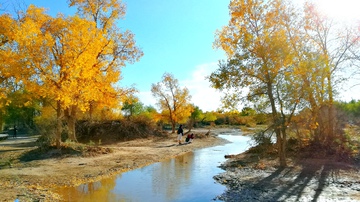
[56, 131, 251, 202]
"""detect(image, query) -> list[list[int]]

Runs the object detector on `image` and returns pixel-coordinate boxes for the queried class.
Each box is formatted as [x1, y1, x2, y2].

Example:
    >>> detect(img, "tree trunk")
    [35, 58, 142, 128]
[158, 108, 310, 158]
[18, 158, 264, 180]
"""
[67, 115, 77, 142]
[279, 127, 287, 167]
[0, 113, 4, 131]
[266, 80, 287, 167]
[89, 101, 93, 121]
[171, 121, 176, 133]
[65, 105, 77, 142]
[326, 75, 335, 142]
[56, 100, 62, 149]
[187, 118, 194, 132]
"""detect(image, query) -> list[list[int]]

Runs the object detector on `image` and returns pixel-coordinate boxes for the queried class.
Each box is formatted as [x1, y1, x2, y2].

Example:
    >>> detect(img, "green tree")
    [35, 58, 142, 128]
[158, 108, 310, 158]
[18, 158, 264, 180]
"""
[121, 96, 146, 118]
[202, 111, 217, 125]
[151, 73, 193, 133]
[241, 107, 256, 116]
[187, 105, 204, 130]
[336, 100, 360, 122]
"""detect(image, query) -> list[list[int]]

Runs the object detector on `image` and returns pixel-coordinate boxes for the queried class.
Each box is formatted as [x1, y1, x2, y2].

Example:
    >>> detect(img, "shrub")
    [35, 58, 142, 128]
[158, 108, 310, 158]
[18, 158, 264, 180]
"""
[247, 130, 274, 154]
[76, 116, 167, 144]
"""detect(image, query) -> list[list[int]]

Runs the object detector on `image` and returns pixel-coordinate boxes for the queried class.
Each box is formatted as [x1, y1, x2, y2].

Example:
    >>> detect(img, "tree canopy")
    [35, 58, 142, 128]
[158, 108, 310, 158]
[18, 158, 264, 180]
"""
[210, 0, 360, 166]
[151, 73, 193, 133]
[0, 0, 143, 146]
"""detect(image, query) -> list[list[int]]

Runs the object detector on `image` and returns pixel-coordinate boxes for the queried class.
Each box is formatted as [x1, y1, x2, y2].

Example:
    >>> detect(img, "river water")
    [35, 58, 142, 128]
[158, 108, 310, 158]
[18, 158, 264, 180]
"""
[56, 131, 251, 202]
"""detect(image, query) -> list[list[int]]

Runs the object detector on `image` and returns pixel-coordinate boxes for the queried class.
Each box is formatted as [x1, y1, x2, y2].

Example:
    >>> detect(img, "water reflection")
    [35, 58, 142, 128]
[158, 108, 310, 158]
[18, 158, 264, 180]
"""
[56, 133, 251, 202]
[151, 153, 196, 201]
[60, 177, 117, 201]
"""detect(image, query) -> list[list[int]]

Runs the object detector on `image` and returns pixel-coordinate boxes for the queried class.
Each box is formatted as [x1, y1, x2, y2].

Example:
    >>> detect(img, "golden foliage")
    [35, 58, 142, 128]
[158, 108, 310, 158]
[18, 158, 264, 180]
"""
[0, 0, 143, 144]
[151, 73, 193, 131]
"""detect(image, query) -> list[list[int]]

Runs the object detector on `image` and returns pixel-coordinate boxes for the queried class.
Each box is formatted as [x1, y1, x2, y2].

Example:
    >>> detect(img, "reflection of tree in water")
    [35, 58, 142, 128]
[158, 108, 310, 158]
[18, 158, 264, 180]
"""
[58, 176, 117, 201]
[151, 152, 195, 201]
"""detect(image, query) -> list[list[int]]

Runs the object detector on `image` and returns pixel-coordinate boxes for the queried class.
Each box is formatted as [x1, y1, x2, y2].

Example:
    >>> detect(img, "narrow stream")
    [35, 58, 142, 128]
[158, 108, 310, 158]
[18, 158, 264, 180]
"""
[56, 130, 251, 202]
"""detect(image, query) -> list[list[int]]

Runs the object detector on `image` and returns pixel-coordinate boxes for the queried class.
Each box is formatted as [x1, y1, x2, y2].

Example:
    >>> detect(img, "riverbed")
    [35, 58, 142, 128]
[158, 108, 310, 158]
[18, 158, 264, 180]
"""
[55, 131, 251, 201]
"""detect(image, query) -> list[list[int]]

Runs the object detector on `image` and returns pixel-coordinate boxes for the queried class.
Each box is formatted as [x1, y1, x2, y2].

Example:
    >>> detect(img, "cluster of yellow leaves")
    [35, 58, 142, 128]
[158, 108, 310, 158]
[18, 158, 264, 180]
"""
[151, 73, 193, 129]
[2, 2, 141, 110]
[0, 0, 143, 143]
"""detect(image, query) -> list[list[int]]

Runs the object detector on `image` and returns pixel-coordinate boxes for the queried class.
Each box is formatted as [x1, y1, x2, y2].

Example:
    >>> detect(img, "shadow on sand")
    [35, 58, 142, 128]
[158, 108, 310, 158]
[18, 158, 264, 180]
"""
[155, 142, 192, 148]
[220, 156, 356, 201]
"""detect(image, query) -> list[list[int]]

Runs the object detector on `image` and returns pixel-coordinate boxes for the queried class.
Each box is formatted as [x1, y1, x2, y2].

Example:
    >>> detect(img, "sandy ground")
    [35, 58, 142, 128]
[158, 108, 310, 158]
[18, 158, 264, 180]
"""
[214, 152, 360, 201]
[3, 128, 360, 202]
[0, 128, 230, 202]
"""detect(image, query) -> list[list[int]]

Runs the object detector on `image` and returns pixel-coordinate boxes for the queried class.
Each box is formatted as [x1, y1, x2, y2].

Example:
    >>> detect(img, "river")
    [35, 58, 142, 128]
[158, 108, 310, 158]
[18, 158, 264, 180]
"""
[56, 130, 251, 202]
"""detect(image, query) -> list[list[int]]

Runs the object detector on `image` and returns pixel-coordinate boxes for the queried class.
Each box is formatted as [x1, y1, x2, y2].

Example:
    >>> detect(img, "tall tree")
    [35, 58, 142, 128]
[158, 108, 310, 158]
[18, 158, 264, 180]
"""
[151, 73, 193, 133]
[2, 1, 143, 147]
[210, 0, 302, 167]
[0, 11, 27, 131]
[187, 105, 204, 131]
[301, 2, 360, 143]
[64, 0, 142, 142]
[210, 0, 360, 167]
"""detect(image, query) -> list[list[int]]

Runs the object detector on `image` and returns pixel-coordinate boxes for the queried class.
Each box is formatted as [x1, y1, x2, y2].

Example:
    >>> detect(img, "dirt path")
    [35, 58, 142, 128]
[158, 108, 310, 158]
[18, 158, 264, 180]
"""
[0, 129, 230, 202]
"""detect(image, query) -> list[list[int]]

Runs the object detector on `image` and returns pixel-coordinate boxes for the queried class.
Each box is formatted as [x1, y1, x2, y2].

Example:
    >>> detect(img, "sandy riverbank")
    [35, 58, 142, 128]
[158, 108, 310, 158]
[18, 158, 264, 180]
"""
[214, 151, 360, 201]
[0, 128, 233, 201]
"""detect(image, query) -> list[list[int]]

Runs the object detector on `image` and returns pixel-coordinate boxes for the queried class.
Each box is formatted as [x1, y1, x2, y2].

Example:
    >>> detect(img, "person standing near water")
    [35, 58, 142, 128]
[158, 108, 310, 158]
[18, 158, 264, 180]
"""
[177, 124, 183, 145]
[13, 125, 17, 138]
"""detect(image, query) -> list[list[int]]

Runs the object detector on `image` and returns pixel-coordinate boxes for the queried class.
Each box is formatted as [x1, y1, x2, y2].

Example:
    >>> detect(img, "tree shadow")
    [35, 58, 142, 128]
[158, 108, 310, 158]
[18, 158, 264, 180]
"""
[155, 144, 177, 148]
[19, 146, 82, 162]
[0, 137, 38, 148]
[222, 158, 354, 201]
[268, 161, 325, 201]
[0, 141, 37, 148]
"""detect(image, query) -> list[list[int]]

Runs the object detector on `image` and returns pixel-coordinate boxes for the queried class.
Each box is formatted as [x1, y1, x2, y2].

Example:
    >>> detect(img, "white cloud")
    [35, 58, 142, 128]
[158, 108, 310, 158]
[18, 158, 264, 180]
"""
[137, 91, 157, 107]
[137, 64, 360, 113]
[181, 62, 222, 112]
[338, 76, 360, 102]
[137, 62, 223, 112]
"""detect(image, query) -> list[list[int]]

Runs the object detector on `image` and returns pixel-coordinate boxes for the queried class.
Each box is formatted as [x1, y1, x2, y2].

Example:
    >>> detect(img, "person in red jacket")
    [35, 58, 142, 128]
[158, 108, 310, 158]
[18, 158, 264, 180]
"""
[185, 133, 194, 143]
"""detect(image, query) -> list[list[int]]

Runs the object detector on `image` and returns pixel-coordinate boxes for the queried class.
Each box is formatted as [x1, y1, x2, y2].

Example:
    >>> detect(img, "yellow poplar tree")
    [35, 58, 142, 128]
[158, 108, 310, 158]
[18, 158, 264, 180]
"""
[0, 13, 25, 130]
[301, 2, 360, 143]
[151, 73, 193, 133]
[210, 0, 360, 166]
[210, 0, 302, 167]
[8, 1, 142, 147]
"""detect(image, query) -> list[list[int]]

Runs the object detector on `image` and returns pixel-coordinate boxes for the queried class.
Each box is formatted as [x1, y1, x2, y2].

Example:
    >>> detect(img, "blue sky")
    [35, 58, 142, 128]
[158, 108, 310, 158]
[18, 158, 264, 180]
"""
[118, 0, 230, 111]
[3, 0, 360, 112]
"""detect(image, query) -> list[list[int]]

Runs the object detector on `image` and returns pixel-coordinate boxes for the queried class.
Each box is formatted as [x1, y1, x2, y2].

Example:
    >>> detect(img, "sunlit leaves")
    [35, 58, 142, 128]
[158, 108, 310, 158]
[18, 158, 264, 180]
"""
[212, 0, 296, 106]
[211, 0, 313, 166]
[151, 73, 193, 132]
[0, 0, 143, 144]
[69, 0, 126, 30]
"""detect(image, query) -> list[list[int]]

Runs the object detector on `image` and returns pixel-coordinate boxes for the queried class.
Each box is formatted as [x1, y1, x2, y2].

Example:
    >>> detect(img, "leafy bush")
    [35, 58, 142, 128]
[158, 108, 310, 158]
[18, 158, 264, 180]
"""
[251, 130, 273, 146]
[247, 130, 274, 154]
